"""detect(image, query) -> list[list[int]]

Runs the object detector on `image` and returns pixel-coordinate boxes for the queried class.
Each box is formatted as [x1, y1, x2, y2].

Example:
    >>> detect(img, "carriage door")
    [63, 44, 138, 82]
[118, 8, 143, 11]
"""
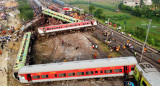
[124, 66, 129, 74]
[27, 74, 32, 82]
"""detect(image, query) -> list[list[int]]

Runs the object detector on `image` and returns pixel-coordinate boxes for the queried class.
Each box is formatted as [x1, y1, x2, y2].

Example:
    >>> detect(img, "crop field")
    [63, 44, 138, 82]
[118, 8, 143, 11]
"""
[62, 0, 160, 49]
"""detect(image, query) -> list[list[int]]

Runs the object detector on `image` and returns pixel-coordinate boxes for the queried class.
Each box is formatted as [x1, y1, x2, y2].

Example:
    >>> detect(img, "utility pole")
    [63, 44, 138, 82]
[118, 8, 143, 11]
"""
[88, 0, 90, 14]
[140, 19, 152, 62]
[108, 18, 110, 26]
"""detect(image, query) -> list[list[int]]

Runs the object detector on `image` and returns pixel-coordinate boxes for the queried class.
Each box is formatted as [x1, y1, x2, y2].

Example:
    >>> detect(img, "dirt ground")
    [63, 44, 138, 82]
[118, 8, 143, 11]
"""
[0, 9, 21, 30]
[7, 9, 21, 29]
[32, 32, 102, 64]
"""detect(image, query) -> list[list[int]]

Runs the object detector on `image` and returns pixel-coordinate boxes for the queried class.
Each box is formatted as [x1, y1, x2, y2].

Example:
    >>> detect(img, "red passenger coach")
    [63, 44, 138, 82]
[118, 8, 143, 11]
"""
[18, 56, 137, 83]
[37, 20, 97, 34]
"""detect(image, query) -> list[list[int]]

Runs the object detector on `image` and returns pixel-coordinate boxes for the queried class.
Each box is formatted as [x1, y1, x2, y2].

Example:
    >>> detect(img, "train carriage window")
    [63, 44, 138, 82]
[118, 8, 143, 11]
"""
[77, 72, 84, 76]
[59, 73, 66, 77]
[41, 75, 48, 78]
[67, 73, 75, 76]
[131, 66, 135, 70]
[114, 69, 122, 73]
[32, 75, 40, 79]
[86, 71, 94, 75]
[142, 81, 147, 86]
[105, 70, 112, 73]
[55, 74, 57, 77]
[95, 71, 98, 74]
[100, 70, 103, 73]
[19, 58, 22, 62]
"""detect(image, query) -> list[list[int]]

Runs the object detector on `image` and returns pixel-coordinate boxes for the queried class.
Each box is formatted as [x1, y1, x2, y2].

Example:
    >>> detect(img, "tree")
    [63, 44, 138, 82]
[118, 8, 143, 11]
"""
[148, 38, 155, 45]
[140, 0, 144, 8]
[24, 10, 34, 20]
[89, 5, 96, 14]
[18, 0, 33, 21]
[94, 8, 103, 18]
[132, 8, 142, 17]
[134, 27, 146, 40]
[152, 0, 160, 10]
[118, 3, 123, 9]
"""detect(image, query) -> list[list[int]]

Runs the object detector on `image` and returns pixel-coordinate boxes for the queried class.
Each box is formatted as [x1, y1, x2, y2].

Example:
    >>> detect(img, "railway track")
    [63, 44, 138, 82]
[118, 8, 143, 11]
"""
[97, 22, 159, 55]
[95, 22, 160, 71]
[96, 22, 160, 59]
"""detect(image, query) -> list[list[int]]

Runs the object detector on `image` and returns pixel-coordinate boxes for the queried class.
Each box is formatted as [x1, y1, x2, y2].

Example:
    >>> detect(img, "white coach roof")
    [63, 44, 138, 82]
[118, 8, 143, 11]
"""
[19, 56, 137, 74]
[136, 62, 160, 86]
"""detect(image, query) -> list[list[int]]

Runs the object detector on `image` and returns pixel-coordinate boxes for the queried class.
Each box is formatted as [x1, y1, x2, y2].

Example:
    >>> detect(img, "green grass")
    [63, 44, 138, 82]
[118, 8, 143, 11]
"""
[62, 0, 160, 49]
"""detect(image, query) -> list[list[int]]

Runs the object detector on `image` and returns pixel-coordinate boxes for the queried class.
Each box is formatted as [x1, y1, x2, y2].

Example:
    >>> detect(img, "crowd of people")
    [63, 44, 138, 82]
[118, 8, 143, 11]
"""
[0, 26, 20, 55]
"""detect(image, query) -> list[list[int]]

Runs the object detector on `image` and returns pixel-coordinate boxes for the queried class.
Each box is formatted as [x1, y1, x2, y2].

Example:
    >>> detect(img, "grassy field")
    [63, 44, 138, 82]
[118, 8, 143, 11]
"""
[62, 0, 160, 49]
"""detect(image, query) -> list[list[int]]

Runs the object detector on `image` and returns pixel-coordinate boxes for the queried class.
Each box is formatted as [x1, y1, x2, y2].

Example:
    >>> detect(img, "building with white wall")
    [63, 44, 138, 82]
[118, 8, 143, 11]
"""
[123, 0, 152, 7]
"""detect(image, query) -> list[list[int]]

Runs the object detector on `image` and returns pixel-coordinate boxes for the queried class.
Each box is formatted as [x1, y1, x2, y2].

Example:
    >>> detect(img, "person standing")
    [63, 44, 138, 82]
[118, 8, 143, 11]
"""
[134, 52, 137, 56]
[62, 40, 64, 46]
[94, 53, 97, 59]
[0, 50, 2, 55]
[108, 54, 111, 58]
[95, 44, 98, 49]
[92, 45, 94, 49]
[1, 43, 4, 49]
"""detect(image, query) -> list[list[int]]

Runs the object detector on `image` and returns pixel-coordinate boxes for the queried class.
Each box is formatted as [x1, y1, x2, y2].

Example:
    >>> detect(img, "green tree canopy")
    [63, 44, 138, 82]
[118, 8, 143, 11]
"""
[134, 27, 146, 40]
[94, 8, 103, 19]
[18, 0, 34, 21]
[89, 5, 96, 14]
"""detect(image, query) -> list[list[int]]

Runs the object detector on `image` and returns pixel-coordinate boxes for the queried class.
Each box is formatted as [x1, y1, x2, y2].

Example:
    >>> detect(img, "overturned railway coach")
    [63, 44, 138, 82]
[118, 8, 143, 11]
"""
[17, 57, 137, 83]
[42, 8, 81, 23]
[13, 32, 32, 80]
[134, 62, 160, 86]
[38, 20, 97, 34]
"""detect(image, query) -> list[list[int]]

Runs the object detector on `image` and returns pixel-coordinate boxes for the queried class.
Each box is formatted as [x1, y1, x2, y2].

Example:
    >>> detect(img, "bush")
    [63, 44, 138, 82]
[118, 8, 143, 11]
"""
[118, 3, 160, 22]
[18, 0, 34, 21]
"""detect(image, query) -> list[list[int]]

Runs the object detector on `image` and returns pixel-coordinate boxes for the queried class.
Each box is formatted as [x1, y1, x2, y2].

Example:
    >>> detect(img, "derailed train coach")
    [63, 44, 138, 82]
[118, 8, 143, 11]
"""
[53, 0, 65, 7]
[134, 62, 160, 86]
[13, 32, 32, 80]
[16, 57, 137, 83]
[37, 20, 97, 34]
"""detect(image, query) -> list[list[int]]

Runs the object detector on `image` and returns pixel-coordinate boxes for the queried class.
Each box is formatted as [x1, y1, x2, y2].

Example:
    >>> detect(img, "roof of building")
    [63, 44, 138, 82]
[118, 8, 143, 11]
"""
[124, 0, 140, 2]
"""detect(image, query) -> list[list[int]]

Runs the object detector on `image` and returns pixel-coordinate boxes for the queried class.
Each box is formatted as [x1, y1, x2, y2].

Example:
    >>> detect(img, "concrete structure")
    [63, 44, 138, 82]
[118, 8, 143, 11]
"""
[123, 0, 140, 7]
[143, 0, 152, 5]
[123, 0, 152, 7]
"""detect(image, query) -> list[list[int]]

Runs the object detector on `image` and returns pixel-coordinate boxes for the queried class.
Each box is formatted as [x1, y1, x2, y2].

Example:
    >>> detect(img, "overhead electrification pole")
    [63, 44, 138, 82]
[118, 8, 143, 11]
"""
[88, 0, 90, 14]
[140, 19, 152, 62]
[108, 18, 110, 26]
